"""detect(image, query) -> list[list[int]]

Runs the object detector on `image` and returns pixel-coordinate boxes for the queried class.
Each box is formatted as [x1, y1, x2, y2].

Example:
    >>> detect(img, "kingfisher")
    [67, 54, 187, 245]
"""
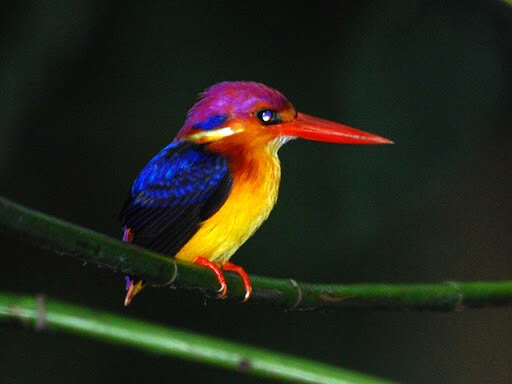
[120, 81, 392, 305]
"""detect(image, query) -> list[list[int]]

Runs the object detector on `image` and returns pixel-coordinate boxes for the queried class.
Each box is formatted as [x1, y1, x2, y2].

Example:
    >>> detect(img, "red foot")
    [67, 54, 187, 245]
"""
[194, 257, 227, 298]
[223, 262, 252, 302]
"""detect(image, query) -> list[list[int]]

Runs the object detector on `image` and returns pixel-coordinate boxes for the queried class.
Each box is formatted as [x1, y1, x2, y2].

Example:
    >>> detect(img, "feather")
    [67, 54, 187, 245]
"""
[120, 140, 232, 256]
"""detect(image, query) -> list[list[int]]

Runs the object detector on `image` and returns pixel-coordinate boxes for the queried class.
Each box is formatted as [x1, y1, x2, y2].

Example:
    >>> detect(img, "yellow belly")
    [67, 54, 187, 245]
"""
[175, 150, 281, 264]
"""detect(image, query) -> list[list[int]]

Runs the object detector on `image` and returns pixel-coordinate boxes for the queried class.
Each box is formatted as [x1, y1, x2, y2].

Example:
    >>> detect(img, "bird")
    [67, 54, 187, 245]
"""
[120, 81, 392, 306]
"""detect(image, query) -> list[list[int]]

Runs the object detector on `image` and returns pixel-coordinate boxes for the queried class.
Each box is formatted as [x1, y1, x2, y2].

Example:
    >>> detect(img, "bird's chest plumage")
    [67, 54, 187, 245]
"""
[175, 147, 281, 264]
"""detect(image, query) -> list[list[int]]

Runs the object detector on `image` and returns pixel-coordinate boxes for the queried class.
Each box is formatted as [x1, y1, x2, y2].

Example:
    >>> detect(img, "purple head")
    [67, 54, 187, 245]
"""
[176, 82, 291, 138]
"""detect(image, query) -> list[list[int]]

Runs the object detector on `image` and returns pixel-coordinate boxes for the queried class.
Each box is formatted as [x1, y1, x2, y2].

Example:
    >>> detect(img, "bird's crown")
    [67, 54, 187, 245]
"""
[177, 82, 293, 140]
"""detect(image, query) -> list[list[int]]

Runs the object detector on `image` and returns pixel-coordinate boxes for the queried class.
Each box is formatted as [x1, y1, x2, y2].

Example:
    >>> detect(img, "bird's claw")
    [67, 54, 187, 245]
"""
[241, 288, 252, 303]
[222, 261, 252, 303]
[217, 281, 228, 299]
[193, 258, 252, 302]
[194, 257, 228, 299]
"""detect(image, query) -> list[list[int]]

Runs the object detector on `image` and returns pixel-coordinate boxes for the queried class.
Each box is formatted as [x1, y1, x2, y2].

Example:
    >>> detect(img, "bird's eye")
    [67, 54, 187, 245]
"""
[257, 109, 281, 125]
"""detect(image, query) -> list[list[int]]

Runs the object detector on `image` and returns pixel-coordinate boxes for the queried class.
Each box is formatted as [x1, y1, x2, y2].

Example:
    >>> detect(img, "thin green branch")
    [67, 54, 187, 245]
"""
[0, 292, 396, 384]
[1, 196, 512, 310]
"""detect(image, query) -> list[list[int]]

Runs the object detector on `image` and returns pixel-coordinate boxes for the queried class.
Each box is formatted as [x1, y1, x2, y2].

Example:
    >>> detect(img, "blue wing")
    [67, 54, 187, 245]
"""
[120, 140, 232, 255]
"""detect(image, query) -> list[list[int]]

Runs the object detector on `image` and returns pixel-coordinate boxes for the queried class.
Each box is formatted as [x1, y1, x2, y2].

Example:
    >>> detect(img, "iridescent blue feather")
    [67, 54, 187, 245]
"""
[192, 115, 226, 131]
[120, 140, 232, 255]
[131, 141, 227, 206]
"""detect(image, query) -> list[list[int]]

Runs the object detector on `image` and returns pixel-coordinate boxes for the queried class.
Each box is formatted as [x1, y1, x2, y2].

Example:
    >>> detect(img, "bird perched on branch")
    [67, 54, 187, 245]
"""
[120, 81, 392, 305]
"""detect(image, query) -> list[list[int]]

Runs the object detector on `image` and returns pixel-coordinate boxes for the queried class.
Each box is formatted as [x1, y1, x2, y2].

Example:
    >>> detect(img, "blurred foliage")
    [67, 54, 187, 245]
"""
[1, 1, 511, 383]
[0, 293, 397, 384]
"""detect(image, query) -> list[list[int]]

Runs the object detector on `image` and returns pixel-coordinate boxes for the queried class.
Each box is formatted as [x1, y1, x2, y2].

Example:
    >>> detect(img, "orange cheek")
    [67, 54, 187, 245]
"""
[279, 108, 297, 122]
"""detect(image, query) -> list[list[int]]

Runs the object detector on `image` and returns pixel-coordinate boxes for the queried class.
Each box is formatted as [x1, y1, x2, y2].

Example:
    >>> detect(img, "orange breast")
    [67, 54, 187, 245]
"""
[175, 139, 282, 264]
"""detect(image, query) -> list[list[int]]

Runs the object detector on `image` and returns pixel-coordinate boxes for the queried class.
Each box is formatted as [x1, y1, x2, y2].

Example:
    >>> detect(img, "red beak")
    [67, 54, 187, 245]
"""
[278, 112, 393, 145]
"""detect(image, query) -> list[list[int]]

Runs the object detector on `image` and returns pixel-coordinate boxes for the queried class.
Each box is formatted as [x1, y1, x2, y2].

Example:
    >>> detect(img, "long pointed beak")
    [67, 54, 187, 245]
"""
[278, 112, 393, 144]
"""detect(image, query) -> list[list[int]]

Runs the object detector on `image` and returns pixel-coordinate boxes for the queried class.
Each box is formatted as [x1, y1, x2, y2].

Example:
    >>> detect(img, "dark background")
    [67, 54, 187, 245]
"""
[1, 1, 511, 383]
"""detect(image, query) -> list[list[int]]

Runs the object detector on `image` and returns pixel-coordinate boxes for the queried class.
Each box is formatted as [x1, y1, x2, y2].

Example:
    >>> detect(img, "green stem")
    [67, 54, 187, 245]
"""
[1, 196, 512, 310]
[0, 293, 395, 384]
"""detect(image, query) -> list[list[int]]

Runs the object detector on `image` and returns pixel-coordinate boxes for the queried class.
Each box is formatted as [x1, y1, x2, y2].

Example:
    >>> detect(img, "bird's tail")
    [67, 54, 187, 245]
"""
[122, 227, 145, 306]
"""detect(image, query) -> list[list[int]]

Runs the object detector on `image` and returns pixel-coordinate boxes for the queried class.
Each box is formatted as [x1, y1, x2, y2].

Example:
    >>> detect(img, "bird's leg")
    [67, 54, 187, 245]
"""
[122, 227, 145, 306]
[222, 262, 252, 302]
[194, 257, 227, 298]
